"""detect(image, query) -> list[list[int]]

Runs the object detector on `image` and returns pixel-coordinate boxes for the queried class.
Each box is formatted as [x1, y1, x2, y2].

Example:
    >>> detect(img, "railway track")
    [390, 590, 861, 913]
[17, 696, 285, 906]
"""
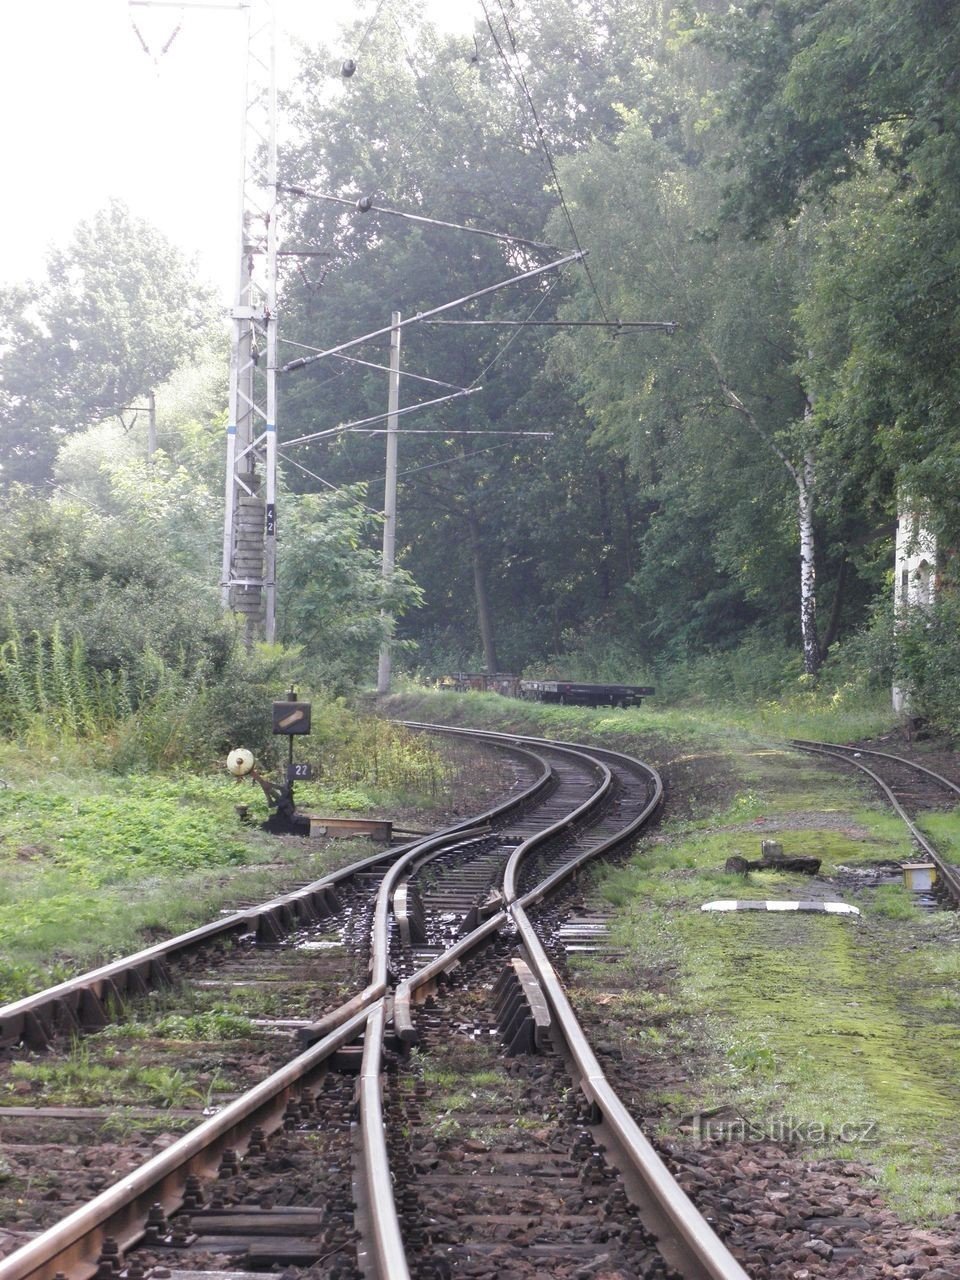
[792, 737, 960, 905]
[0, 722, 751, 1280]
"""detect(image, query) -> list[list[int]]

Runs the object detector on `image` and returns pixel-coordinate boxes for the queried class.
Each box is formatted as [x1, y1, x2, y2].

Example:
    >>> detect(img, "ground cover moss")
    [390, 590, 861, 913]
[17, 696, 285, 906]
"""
[601, 804, 960, 1224]
[0, 709, 488, 1003]
[388, 688, 960, 1225]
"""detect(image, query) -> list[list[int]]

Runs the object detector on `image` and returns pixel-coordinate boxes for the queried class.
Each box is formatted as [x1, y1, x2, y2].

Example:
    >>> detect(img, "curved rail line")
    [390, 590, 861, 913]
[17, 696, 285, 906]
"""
[792, 737, 960, 905]
[380, 721, 747, 1280]
[0, 741, 549, 1051]
[0, 723, 749, 1280]
[0, 738, 555, 1280]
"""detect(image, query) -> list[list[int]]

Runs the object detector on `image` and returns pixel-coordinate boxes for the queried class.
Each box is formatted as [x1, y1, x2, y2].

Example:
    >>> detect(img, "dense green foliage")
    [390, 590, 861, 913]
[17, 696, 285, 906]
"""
[0, 202, 220, 486]
[271, 0, 958, 692]
[2, 0, 959, 719]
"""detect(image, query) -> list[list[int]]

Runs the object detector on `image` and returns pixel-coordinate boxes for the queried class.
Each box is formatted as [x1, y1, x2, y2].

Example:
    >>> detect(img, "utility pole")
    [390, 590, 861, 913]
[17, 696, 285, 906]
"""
[147, 390, 157, 458]
[219, 0, 279, 644]
[377, 312, 402, 695]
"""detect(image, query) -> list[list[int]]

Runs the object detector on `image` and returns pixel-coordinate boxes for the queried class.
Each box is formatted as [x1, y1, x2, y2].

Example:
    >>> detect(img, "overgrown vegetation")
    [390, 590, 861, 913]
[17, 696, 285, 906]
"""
[0, 696, 462, 1003]
[5, 0, 958, 700]
[398, 691, 960, 1226]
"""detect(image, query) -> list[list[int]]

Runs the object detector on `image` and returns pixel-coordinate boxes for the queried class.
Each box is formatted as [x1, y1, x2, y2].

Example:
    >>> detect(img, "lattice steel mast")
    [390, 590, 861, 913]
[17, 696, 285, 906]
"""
[220, 0, 279, 643]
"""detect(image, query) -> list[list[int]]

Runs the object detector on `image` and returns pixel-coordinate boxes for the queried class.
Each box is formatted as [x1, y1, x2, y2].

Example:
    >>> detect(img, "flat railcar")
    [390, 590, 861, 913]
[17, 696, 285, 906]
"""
[519, 679, 654, 708]
[440, 673, 653, 708]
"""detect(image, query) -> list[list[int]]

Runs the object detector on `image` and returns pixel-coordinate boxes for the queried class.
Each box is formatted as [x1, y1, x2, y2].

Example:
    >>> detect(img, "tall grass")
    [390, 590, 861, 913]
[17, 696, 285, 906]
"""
[0, 621, 128, 739]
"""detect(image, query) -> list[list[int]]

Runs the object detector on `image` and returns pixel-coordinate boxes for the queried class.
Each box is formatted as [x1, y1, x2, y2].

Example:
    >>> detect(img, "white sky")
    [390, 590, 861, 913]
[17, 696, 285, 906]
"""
[0, 0, 473, 302]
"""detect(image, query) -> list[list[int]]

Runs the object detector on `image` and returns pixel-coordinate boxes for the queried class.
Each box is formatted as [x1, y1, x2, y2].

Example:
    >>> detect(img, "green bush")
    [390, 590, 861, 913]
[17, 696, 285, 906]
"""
[653, 632, 803, 704]
[894, 590, 960, 734]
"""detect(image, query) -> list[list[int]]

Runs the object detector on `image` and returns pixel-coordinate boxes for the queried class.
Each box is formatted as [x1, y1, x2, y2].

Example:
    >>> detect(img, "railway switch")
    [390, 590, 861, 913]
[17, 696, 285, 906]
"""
[225, 690, 316, 835]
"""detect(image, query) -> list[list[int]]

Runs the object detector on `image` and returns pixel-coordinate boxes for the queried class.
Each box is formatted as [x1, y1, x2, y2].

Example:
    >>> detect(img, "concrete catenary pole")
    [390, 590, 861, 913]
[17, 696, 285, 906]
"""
[376, 312, 402, 695]
[220, 0, 279, 645]
[147, 390, 157, 458]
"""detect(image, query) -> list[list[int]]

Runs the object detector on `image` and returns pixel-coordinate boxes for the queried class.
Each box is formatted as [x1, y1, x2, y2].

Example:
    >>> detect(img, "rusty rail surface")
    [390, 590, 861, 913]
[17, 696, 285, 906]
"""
[0, 741, 551, 1050]
[0, 1008, 371, 1280]
[0, 739, 555, 1280]
[793, 737, 960, 905]
[385, 722, 747, 1280]
[3, 724, 749, 1280]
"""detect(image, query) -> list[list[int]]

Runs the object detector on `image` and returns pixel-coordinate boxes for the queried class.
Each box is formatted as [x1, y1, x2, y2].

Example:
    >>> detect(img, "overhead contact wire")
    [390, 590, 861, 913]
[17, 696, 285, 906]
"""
[480, 0, 612, 325]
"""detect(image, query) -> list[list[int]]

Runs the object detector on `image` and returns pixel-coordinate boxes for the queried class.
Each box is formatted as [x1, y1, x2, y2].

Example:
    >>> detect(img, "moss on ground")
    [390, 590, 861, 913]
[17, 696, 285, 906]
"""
[388, 688, 960, 1226]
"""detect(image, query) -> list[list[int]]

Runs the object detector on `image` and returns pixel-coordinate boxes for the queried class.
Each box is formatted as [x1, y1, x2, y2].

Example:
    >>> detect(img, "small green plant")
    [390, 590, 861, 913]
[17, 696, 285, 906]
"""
[872, 883, 921, 920]
[5, 1039, 206, 1108]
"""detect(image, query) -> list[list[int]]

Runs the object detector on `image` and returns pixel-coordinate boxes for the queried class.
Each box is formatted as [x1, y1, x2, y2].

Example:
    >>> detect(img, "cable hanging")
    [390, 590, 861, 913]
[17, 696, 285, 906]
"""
[280, 185, 562, 255]
[280, 339, 473, 392]
[478, 0, 613, 325]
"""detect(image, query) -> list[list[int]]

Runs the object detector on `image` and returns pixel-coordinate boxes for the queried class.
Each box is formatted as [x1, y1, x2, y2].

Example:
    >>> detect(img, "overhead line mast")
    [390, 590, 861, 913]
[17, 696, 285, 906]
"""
[219, 0, 279, 643]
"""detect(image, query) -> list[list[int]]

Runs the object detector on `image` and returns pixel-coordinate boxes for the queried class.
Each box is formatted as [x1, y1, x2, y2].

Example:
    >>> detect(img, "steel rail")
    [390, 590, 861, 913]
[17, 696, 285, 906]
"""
[392, 724, 632, 1036]
[0, 845, 392, 1047]
[396, 719, 663, 905]
[0, 1005, 372, 1280]
[357, 999, 410, 1280]
[0, 741, 554, 1280]
[505, 748, 661, 906]
[0, 741, 551, 1050]
[300, 743, 554, 1045]
[385, 724, 746, 1279]
[391, 743, 611, 1029]
[355, 747, 570, 1278]
[363, 736, 613, 1277]
[792, 738, 960, 905]
[295, 825, 495, 1048]
[508, 896, 749, 1280]
[795, 738, 960, 797]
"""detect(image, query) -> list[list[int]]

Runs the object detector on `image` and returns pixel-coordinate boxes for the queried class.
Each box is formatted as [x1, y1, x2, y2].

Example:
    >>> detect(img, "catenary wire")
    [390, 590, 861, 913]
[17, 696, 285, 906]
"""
[479, 0, 612, 324]
[280, 186, 560, 255]
[277, 450, 384, 515]
[353, 0, 392, 57]
[279, 338, 471, 392]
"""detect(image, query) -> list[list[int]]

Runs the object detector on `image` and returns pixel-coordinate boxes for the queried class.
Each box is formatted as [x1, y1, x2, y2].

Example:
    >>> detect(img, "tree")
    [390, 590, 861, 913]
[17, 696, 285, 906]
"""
[545, 106, 852, 670]
[277, 0, 678, 674]
[697, 0, 960, 546]
[0, 200, 220, 486]
[276, 488, 422, 691]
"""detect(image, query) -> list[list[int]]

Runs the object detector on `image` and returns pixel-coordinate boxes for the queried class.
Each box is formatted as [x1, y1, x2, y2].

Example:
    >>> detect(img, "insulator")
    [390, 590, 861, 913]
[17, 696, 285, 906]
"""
[356, 196, 374, 213]
[340, 59, 356, 78]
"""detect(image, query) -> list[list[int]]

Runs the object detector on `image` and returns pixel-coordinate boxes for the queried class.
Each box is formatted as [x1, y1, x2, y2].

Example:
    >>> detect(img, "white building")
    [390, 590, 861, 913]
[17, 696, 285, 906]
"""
[892, 503, 936, 715]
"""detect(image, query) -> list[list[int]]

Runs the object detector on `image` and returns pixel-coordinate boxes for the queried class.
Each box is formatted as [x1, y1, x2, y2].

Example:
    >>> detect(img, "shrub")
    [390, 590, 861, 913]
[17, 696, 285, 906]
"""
[894, 590, 960, 735]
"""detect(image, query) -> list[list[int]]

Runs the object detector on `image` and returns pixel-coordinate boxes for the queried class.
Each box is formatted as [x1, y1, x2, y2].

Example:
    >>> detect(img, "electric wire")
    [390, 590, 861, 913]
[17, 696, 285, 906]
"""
[388, 14, 470, 159]
[283, 389, 482, 448]
[394, 440, 522, 481]
[280, 249, 584, 373]
[277, 450, 384, 515]
[280, 338, 471, 391]
[464, 276, 558, 390]
[479, 0, 612, 325]
[281, 186, 560, 255]
[346, 428, 551, 435]
[353, 0, 392, 58]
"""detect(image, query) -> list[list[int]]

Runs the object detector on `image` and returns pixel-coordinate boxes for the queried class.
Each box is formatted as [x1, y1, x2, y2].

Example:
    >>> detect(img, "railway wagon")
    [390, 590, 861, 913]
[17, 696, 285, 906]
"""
[440, 673, 653, 707]
[519, 679, 654, 708]
[441, 672, 523, 697]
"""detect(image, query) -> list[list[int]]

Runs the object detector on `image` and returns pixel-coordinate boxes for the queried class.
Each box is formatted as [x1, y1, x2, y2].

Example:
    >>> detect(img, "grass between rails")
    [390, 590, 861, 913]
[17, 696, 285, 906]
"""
[387, 689, 960, 1226]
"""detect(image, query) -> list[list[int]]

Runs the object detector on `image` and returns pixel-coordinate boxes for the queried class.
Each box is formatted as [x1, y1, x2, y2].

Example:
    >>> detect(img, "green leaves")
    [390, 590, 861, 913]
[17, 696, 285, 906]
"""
[0, 201, 220, 487]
